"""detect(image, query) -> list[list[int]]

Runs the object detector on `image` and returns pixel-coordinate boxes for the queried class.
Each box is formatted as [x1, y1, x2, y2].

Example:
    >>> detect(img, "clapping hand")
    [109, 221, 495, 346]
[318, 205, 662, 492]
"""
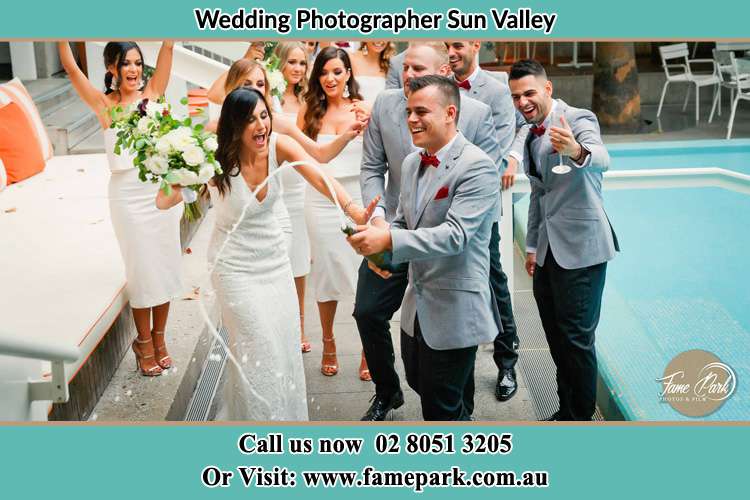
[549, 115, 581, 158]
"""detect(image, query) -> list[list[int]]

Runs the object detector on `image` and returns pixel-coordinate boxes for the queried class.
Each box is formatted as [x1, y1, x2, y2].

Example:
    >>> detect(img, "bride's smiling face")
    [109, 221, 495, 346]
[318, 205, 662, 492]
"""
[241, 100, 271, 152]
[319, 57, 350, 98]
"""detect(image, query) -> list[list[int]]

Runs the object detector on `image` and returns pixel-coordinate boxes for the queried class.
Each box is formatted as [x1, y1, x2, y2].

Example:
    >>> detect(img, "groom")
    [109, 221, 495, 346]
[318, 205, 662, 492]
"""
[347, 75, 501, 420]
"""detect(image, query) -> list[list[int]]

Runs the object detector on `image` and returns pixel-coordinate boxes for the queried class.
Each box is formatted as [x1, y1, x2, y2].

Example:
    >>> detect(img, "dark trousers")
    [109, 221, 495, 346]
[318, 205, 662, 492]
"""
[489, 222, 519, 371]
[401, 316, 477, 421]
[533, 249, 607, 421]
[353, 259, 408, 399]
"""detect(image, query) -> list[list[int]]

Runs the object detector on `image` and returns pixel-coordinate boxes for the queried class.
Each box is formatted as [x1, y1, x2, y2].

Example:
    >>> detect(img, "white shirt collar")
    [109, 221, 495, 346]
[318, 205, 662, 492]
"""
[456, 64, 481, 87]
[427, 132, 459, 163]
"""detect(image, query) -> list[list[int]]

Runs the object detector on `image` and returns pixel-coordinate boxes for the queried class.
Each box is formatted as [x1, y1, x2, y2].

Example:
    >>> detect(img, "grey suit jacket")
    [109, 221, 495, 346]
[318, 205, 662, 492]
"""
[524, 99, 619, 270]
[391, 133, 501, 350]
[361, 89, 500, 222]
[385, 51, 405, 89]
[463, 69, 516, 156]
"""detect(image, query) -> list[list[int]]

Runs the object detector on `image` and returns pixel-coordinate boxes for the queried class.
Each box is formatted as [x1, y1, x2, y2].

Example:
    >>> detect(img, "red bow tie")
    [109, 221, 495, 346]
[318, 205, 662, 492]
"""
[456, 79, 471, 90]
[530, 124, 546, 137]
[420, 152, 440, 168]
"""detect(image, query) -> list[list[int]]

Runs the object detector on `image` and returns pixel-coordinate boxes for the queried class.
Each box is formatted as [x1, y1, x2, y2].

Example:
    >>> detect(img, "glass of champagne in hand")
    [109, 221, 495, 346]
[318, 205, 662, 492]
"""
[550, 110, 572, 175]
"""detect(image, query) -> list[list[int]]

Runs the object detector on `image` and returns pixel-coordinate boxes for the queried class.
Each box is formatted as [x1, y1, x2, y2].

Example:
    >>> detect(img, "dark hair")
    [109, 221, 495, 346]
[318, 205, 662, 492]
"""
[407, 74, 461, 123]
[509, 59, 547, 81]
[302, 46, 362, 140]
[103, 42, 144, 94]
[213, 87, 273, 197]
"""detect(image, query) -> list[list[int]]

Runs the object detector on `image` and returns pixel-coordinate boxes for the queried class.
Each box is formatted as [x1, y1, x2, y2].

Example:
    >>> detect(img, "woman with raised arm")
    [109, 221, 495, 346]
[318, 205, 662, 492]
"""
[156, 88, 377, 420]
[58, 41, 182, 377]
[298, 46, 372, 381]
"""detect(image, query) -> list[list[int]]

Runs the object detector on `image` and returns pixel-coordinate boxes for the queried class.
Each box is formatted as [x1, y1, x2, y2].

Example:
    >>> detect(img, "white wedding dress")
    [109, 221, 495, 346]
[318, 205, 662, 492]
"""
[209, 133, 308, 421]
[104, 128, 183, 308]
[305, 135, 363, 302]
[356, 75, 386, 103]
[280, 111, 311, 278]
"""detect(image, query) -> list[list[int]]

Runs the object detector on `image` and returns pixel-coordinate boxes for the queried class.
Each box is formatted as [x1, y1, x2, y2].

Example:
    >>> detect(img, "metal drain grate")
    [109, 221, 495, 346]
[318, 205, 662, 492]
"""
[184, 326, 228, 421]
[514, 291, 604, 421]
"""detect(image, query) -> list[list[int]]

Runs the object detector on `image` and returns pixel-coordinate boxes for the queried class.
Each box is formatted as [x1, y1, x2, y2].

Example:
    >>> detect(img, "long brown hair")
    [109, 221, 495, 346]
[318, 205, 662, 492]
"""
[302, 46, 362, 140]
[224, 59, 270, 100]
[359, 42, 396, 75]
[274, 41, 308, 104]
[213, 88, 273, 197]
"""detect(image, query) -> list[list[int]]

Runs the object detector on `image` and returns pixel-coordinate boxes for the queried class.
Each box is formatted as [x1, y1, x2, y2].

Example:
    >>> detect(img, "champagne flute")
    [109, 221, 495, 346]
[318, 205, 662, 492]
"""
[550, 110, 572, 175]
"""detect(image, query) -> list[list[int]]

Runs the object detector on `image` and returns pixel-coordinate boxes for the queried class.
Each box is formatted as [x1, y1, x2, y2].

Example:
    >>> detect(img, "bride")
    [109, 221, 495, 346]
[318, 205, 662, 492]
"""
[58, 41, 182, 377]
[157, 88, 376, 420]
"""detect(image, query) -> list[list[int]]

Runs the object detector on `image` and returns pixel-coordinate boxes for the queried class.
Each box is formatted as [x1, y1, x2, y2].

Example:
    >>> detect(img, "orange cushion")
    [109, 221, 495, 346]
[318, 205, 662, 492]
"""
[0, 157, 7, 191]
[0, 101, 46, 184]
[0, 78, 54, 161]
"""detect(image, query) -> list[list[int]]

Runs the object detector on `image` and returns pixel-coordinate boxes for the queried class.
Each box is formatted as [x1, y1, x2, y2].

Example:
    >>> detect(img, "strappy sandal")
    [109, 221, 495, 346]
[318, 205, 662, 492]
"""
[301, 340, 312, 353]
[321, 336, 338, 376]
[359, 351, 371, 382]
[152, 330, 172, 370]
[132, 337, 163, 377]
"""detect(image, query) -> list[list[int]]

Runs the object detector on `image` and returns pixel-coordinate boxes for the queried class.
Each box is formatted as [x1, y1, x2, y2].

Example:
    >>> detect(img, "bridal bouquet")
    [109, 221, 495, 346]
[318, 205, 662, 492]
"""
[109, 97, 222, 220]
[260, 51, 287, 100]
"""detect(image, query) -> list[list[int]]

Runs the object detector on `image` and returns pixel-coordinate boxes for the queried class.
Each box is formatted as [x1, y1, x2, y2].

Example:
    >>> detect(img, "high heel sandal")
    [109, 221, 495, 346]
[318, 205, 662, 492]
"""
[132, 337, 163, 377]
[152, 330, 172, 370]
[301, 339, 312, 353]
[359, 351, 371, 382]
[321, 336, 338, 376]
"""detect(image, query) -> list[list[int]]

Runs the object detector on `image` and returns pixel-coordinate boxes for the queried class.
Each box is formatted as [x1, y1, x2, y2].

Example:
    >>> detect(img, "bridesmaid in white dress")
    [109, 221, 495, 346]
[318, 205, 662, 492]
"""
[58, 41, 182, 377]
[298, 46, 373, 381]
[349, 41, 395, 102]
[206, 49, 369, 354]
[275, 42, 313, 353]
[156, 88, 376, 420]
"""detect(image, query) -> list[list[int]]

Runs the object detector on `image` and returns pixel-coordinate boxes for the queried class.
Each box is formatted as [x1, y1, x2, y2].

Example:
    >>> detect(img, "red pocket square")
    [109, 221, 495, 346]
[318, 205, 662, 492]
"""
[434, 186, 449, 200]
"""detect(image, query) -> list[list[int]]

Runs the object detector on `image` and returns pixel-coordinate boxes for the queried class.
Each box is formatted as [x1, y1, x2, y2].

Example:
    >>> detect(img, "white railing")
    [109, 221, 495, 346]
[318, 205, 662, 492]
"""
[500, 167, 750, 296]
[0, 334, 80, 421]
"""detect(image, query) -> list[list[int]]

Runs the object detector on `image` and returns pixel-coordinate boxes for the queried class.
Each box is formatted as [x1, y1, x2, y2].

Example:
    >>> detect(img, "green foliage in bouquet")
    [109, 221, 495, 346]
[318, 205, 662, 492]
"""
[108, 97, 222, 221]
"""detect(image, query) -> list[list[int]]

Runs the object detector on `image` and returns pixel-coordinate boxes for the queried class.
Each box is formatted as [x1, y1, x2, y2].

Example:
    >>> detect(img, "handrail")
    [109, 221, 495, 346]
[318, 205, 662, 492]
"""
[501, 167, 750, 297]
[0, 334, 80, 363]
[0, 334, 80, 406]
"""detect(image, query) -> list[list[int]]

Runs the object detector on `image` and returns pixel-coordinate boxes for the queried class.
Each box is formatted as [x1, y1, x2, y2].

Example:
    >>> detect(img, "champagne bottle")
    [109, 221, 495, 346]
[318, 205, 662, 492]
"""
[341, 224, 401, 273]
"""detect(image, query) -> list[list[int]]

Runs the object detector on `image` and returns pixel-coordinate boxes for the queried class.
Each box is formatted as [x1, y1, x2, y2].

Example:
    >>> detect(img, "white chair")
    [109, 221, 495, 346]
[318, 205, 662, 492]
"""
[709, 51, 750, 139]
[657, 43, 720, 122]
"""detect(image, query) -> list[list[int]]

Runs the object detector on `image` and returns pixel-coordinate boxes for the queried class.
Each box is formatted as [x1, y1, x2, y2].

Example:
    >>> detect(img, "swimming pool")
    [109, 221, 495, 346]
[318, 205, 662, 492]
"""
[514, 139, 750, 421]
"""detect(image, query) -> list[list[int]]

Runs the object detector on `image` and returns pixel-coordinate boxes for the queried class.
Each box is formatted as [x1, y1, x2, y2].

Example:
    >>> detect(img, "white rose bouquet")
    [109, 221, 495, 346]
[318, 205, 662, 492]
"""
[109, 97, 221, 220]
[260, 52, 287, 101]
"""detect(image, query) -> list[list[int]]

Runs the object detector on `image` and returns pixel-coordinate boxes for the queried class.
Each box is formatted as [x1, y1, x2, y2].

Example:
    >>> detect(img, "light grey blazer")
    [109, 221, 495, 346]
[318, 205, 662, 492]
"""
[524, 99, 619, 270]
[391, 134, 501, 350]
[385, 50, 405, 89]
[361, 89, 500, 222]
[463, 69, 517, 156]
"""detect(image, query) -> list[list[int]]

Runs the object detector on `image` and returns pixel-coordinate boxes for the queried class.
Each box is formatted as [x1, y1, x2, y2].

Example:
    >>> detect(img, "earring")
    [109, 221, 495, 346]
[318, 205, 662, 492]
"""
[362, 45, 369, 56]
[112, 76, 119, 91]
[343, 84, 350, 99]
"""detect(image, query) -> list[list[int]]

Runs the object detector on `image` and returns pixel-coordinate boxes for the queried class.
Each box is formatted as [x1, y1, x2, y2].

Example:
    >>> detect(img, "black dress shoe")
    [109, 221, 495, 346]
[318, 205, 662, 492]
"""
[542, 411, 561, 421]
[361, 391, 404, 421]
[495, 368, 517, 402]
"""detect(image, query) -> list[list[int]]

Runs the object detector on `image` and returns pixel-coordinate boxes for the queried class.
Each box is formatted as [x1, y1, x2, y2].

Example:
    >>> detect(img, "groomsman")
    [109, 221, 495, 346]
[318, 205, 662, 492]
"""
[348, 75, 501, 420]
[508, 60, 619, 421]
[355, 42, 501, 421]
[446, 40, 520, 402]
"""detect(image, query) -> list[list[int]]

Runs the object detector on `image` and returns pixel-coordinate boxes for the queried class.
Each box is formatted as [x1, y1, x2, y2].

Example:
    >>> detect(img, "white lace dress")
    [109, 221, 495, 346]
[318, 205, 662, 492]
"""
[209, 133, 308, 421]
[305, 135, 363, 302]
[104, 128, 183, 308]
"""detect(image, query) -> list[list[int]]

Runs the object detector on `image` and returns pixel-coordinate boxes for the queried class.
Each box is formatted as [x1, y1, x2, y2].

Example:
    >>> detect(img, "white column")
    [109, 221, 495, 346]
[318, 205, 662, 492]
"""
[85, 42, 106, 93]
[9, 42, 37, 80]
